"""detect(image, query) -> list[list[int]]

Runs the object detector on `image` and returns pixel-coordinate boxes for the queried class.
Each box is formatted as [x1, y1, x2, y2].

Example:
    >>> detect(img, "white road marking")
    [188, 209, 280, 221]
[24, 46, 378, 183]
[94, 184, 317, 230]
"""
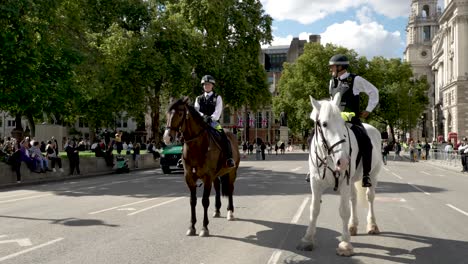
[0, 238, 64, 262]
[0, 192, 35, 199]
[0, 238, 32, 247]
[408, 182, 430, 195]
[420, 171, 431, 175]
[392, 172, 403, 179]
[383, 167, 389, 171]
[267, 197, 310, 264]
[290, 167, 302, 172]
[128, 197, 185, 216]
[89, 194, 176, 215]
[447, 204, 468, 217]
[0, 194, 53, 204]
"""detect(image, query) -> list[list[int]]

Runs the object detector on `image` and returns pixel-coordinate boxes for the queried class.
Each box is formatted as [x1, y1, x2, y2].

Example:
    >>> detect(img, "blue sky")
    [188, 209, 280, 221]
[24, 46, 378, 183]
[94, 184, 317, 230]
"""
[260, 0, 445, 59]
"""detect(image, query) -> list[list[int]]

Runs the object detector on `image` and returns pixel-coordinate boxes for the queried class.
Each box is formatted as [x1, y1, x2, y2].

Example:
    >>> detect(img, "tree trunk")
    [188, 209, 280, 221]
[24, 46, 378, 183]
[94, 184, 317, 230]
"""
[150, 93, 161, 145]
[11, 113, 24, 141]
[26, 113, 35, 137]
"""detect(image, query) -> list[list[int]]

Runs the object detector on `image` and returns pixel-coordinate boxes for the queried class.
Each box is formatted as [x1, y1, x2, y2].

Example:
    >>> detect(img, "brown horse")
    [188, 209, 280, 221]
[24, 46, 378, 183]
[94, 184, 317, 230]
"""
[163, 97, 240, 237]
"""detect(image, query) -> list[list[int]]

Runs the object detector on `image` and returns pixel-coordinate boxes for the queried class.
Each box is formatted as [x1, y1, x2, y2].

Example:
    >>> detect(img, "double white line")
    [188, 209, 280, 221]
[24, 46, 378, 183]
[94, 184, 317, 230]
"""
[89, 194, 185, 216]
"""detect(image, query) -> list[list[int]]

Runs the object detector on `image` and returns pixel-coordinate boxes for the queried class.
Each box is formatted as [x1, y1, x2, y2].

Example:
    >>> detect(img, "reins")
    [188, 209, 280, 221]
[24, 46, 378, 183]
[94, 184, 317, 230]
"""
[309, 114, 352, 191]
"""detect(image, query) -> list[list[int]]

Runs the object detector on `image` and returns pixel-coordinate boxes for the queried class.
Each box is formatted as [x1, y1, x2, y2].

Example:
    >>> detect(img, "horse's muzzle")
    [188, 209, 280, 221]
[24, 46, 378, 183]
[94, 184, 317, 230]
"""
[163, 129, 172, 145]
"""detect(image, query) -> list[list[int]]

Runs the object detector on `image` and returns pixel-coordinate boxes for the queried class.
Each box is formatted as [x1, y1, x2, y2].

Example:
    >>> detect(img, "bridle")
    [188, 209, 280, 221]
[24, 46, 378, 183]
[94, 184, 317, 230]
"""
[165, 105, 206, 143]
[310, 114, 352, 191]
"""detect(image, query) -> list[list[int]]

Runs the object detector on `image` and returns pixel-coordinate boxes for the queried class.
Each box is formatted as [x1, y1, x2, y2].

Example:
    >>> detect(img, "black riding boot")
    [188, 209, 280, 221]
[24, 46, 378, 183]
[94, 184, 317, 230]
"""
[221, 131, 235, 168]
[350, 120, 373, 187]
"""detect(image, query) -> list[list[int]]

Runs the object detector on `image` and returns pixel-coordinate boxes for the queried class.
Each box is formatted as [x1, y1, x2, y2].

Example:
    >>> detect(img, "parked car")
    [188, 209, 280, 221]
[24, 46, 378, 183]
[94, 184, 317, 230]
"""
[160, 143, 183, 174]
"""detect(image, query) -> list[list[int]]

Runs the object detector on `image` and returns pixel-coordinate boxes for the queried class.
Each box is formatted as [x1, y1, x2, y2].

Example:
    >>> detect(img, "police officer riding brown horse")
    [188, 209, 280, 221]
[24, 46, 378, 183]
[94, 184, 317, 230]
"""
[163, 75, 239, 237]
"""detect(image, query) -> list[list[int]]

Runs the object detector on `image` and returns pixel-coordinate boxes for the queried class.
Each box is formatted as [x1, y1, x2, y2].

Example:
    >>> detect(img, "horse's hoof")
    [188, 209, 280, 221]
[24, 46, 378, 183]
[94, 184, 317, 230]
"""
[367, 224, 380, 235]
[199, 227, 209, 237]
[336, 241, 354, 256]
[349, 225, 358, 236]
[213, 211, 221, 218]
[296, 240, 314, 251]
[227, 210, 235, 221]
[186, 227, 196, 236]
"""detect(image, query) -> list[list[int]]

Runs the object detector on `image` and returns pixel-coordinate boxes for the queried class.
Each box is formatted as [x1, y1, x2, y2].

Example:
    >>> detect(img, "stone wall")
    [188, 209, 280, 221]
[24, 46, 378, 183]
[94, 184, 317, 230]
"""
[0, 153, 160, 186]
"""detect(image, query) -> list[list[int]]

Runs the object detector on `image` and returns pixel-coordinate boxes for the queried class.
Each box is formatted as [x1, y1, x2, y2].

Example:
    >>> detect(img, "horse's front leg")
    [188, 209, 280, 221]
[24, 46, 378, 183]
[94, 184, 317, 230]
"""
[186, 183, 197, 236]
[297, 180, 322, 251]
[337, 186, 354, 256]
[199, 178, 212, 237]
[366, 185, 380, 234]
[348, 183, 359, 236]
[213, 177, 221, 218]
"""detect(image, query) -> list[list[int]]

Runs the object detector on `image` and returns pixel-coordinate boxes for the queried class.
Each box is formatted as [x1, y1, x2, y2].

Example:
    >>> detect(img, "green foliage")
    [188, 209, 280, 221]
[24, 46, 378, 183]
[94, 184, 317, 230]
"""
[273, 43, 430, 138]
[1, 0, 272, 141]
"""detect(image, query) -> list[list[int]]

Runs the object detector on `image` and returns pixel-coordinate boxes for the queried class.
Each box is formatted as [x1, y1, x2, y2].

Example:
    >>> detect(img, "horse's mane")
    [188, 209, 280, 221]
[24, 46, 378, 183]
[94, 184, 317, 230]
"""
[167, 97, 206, 126]
[311, 99, 342, 123]
[321, 100, 342, 121]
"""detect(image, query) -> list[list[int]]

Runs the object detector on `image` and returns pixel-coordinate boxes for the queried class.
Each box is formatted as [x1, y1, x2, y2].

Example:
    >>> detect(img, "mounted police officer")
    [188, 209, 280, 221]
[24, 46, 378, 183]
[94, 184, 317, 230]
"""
[328, 54, 379, 187]
[194, 75, 235, 168]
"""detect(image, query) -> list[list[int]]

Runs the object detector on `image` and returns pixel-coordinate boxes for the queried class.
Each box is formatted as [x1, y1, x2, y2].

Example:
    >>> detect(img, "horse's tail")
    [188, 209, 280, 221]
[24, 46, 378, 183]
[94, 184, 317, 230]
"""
[220, 173, 230, 197]
[354, 181, 368, 209]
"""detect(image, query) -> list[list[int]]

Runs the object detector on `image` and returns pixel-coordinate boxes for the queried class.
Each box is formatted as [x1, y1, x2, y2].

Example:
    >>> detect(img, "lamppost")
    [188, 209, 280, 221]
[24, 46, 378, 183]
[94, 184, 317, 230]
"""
[408, 88, 413, 141]
[191, 68, 198, 99]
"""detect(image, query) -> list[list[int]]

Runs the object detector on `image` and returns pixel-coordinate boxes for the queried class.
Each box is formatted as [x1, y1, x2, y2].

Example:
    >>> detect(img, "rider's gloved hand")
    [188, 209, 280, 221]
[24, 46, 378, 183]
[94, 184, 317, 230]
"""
[203, 115, 212, 124]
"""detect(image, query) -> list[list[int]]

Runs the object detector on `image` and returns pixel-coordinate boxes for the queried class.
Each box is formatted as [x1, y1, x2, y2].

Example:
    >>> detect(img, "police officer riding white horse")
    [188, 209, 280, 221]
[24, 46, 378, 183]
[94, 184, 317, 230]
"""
[306, 54, 379, 187]
[194, 75, 235, 168]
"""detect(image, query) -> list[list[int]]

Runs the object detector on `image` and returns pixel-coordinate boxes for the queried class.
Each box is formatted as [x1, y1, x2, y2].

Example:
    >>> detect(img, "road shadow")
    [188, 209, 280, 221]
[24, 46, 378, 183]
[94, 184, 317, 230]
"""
[213, 218, 468, 264]
[0, 215, 119, 227]
[2, 164, 448, 200]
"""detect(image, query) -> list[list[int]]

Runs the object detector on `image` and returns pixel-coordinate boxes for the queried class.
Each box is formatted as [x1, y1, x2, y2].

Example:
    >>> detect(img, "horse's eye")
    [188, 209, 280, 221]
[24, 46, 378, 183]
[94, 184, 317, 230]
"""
[322, 122, 328, 128]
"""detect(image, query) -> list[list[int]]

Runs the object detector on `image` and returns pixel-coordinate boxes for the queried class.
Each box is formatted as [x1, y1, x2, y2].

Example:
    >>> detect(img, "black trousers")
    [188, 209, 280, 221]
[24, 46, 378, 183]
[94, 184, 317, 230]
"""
[50, 157, 62, 169]
[462, 153, 467, 171]
[219, 130, 233, 160]
[349, 117, 372, 176]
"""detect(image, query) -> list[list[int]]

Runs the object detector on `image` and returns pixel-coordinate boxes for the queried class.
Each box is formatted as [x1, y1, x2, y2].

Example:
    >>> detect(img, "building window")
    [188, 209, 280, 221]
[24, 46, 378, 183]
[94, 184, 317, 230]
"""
[256, 112, 262, 128]
[423, 26, 431, 41]
[422, 5, 430, 17]
[7, 120, 15, 127]
[78, 118, 88, 128]
[223, 108, 231, 124]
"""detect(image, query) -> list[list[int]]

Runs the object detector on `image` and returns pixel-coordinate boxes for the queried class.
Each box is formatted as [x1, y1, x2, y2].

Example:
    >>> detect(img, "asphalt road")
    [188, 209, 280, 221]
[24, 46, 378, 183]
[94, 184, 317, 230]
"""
[1, 152, 467, 264]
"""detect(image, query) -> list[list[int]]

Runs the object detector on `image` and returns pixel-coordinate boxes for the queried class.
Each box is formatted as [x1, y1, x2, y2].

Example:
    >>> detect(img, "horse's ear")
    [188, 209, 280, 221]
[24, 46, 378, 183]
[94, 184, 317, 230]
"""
[309, 95, 320, 111]
[182, 96, 190, 104]
[332, 92, 342, 106]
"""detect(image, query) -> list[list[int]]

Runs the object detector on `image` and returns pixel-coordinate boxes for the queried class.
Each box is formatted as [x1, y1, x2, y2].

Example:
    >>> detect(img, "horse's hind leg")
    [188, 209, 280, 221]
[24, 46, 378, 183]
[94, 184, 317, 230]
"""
[223, 173, 235, 221]
[366, 186, 380, 234]
[199, 179, 212, 237]
[348, 184, 358, 236]
[213, 177, 221, 218]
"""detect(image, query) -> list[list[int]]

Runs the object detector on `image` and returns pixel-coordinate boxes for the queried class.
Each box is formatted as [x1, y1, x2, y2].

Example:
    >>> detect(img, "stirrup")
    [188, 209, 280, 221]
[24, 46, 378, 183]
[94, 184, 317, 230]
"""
[362, 176, 372, 187]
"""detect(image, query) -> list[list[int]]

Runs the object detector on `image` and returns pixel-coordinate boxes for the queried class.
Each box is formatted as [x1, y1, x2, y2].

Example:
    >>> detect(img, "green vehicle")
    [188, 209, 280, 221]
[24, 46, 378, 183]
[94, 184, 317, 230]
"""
[160, 143, 183, 174]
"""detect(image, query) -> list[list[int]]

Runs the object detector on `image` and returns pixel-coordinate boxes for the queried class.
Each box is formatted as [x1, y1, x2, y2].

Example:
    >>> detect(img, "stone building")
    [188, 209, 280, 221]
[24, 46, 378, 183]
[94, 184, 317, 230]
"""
[406, 0, 468, 142]
[237, 35, 322, 145]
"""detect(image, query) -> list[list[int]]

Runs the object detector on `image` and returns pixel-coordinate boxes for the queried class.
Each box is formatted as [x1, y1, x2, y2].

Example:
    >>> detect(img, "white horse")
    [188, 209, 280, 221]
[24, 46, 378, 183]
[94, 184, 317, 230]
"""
[297, 93, 383, 256]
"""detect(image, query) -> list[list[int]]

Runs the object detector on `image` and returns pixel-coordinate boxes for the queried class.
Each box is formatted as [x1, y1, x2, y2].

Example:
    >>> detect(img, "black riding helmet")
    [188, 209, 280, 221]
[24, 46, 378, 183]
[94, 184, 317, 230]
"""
[329, 54, 349, 76]
[201, 75, 216, 85]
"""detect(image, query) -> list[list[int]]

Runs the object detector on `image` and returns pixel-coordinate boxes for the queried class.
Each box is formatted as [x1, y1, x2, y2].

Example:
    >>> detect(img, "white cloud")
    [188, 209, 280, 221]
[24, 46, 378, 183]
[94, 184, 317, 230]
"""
[320, 20, 402, 59]
[261, 0, 363, 24]
[356, 6, 374, 24]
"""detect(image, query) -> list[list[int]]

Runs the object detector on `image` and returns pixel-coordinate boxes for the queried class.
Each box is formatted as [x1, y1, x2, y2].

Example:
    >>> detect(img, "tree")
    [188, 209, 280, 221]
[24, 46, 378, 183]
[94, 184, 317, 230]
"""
[273, 43, 429, 140]
[0, 0, 84, 137]
[170, 0, 273, 110]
